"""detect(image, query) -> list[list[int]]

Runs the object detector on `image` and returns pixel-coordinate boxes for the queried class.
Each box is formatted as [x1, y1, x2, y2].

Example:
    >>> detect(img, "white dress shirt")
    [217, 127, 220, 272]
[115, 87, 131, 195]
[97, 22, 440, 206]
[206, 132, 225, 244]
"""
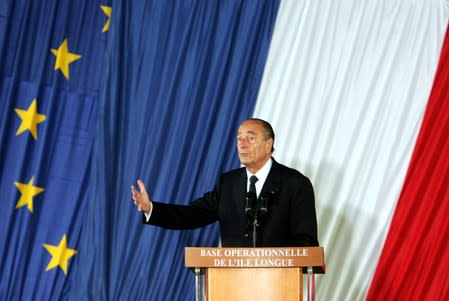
[245, 158, 272, 198]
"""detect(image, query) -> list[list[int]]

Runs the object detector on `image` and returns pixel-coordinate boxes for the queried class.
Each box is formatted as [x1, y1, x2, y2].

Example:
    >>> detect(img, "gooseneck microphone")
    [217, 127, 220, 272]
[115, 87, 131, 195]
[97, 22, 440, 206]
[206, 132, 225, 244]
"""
[259, 193, 269, 213]
[245, 192, 270, 215]
[245, 191, 257, 214]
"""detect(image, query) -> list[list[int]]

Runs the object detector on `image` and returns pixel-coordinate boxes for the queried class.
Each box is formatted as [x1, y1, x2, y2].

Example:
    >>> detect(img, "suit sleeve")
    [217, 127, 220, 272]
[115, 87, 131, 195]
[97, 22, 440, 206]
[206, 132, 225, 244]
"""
[143, 189, 219, 230]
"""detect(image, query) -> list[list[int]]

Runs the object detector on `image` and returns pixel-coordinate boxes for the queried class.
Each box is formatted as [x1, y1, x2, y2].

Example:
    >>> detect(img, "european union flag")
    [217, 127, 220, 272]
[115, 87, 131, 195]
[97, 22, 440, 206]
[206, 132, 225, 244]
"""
[0, 1, 110, 299]
[1, 1, 280, 299]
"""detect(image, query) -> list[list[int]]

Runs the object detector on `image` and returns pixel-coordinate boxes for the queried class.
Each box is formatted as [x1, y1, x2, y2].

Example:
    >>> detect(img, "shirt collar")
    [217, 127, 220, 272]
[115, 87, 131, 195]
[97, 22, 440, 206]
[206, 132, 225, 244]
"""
[246, 158, 272, 184]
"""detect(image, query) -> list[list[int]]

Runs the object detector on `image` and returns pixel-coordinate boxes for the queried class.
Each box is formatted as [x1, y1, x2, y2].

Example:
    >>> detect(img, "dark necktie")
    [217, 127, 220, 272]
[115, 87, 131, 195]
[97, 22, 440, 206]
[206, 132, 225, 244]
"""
[249, 175, 258, 195]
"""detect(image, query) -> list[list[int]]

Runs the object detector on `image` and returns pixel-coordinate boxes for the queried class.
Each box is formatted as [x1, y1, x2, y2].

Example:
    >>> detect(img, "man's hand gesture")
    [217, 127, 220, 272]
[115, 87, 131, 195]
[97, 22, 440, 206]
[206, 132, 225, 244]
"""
[131, 179, 152, 214]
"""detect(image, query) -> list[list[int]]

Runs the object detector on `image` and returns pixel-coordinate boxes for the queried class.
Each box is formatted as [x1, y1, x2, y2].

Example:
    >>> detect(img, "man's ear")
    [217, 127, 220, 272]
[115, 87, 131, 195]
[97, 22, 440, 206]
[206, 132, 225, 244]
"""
[267, 138, 273, 152]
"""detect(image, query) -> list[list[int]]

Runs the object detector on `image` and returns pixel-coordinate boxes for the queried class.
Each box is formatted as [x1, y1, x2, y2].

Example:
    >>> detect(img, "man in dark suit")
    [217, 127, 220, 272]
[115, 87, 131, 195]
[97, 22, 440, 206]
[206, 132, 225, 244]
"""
[131, 118, 318, 247]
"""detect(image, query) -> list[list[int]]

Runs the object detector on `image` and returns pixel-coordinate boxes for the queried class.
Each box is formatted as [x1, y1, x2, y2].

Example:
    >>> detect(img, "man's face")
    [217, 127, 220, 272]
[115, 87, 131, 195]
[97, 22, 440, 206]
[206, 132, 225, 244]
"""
[237, 120, 273, 173]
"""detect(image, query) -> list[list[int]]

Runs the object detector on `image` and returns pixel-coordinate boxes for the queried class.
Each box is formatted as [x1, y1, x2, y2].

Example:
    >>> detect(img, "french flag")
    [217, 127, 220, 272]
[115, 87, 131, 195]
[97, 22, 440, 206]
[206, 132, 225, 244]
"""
[256, 1, 449, 300]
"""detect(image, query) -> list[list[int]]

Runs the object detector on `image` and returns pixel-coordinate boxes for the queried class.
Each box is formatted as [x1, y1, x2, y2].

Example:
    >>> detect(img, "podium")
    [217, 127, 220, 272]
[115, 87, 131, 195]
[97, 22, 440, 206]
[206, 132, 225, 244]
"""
[185, 247, 325, 301]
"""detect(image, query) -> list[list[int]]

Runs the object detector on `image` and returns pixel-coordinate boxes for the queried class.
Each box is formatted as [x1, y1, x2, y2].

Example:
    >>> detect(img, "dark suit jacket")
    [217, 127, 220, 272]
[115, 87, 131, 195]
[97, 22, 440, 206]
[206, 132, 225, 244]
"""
[145, 159, 319, 247]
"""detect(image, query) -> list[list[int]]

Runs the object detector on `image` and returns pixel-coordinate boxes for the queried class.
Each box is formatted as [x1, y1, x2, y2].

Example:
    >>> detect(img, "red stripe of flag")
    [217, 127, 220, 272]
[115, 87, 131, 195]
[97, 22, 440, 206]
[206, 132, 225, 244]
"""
[366, 23, 449, 300]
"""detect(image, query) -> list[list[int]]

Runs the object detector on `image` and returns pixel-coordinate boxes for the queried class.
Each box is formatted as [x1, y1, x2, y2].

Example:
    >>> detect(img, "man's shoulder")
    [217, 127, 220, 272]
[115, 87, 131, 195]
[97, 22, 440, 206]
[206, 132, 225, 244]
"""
[221, 166, 245, 178]
[272, 160, 310, 183]
[215, 166, 245, 188]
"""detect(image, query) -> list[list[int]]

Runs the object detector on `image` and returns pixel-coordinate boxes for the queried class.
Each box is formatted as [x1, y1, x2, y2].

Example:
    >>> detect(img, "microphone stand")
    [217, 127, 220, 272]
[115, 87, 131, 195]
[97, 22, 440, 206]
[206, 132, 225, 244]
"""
[245, 192, 269, 248]
[252, 214, 258, 248]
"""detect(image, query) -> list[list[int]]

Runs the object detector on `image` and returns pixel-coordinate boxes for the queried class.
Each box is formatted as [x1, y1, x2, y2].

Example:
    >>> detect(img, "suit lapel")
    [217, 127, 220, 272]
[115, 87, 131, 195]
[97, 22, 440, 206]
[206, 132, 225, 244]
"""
[238, 168, 247, 211]
[260, 158, 281, 197]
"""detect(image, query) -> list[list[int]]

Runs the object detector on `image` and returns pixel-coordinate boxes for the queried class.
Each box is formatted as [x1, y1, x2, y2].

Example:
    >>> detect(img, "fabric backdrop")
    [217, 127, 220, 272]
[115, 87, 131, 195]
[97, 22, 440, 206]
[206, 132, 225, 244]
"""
[72, 1, 280, 300]
[1, 0, 449, 300]
[254, 0, 449, 300]
[0, 0, 108, 300]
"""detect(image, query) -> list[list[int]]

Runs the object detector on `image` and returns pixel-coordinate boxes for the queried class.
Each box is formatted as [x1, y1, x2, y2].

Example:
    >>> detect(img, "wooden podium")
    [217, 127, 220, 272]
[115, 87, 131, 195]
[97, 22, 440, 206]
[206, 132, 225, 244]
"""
[185, 247, 325, 301]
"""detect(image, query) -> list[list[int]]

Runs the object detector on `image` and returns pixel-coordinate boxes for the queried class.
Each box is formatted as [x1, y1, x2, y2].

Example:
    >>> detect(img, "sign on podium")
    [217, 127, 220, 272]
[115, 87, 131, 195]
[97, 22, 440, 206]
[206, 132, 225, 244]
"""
[185, 247, 325, 301]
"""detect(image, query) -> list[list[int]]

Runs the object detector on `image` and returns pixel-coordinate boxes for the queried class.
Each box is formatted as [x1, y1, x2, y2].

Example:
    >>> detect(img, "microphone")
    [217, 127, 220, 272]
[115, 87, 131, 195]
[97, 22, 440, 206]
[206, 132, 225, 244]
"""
[245, 191, 257, 214]
[244, 189, 277, 247]
[259, 193, 269, 214]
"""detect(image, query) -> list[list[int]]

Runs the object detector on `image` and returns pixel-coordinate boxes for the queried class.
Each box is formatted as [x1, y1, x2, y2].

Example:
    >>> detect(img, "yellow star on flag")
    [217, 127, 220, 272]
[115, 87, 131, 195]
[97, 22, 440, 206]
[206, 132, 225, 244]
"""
[51, 38, 81, 79]
[43, 235, 77, 275]
[15, 176, 45, 213]
[101, 5, 112, 32]
[15, 98, 47, 140]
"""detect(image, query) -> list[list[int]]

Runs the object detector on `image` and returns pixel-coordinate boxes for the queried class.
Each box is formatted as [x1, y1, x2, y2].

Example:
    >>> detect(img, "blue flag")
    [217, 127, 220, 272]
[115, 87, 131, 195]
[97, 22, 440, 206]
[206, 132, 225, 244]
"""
[0, 1, 110, 300]
[1, 1, 279, 300]
[72, 1, 280, 300]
